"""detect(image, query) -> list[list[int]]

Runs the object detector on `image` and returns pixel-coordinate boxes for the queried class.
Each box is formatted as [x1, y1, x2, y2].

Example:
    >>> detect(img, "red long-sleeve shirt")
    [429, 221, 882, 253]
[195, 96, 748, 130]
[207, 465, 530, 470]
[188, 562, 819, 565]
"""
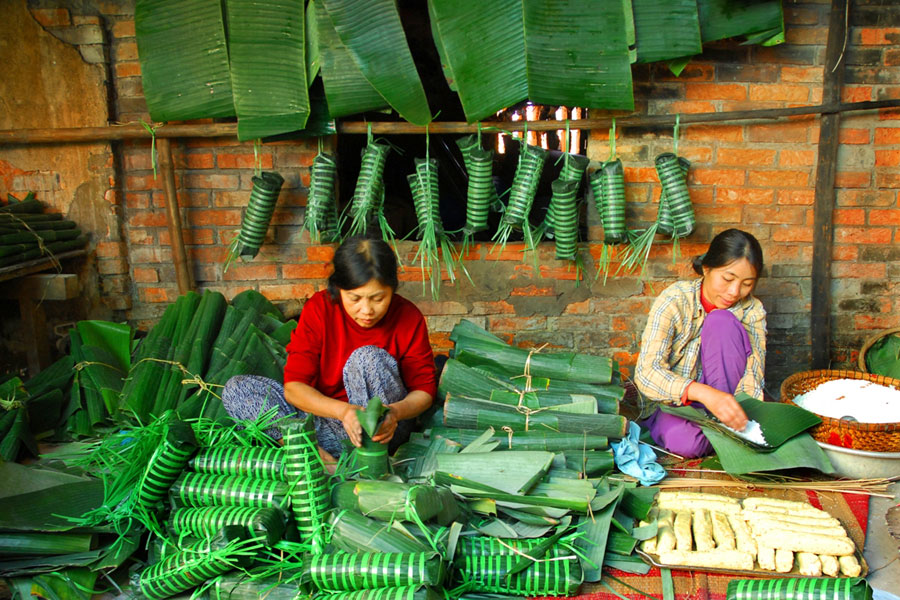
[283, 290, 437, 403]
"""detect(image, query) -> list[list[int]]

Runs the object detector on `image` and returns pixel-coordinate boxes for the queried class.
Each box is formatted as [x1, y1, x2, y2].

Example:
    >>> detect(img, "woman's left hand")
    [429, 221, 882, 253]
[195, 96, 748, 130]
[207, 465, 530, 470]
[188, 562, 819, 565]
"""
[372, 408, 398, 444]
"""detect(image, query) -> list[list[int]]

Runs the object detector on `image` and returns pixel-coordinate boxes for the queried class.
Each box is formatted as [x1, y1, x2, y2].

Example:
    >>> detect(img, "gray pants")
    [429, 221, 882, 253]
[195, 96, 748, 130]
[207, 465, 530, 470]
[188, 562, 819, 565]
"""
[221, 346, 408, 457]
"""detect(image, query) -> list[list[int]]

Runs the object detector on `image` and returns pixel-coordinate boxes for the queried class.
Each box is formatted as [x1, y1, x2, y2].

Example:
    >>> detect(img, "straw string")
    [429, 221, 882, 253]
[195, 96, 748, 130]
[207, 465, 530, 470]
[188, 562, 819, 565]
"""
[493, 538, 577, 564]
[501, 426, 514, 449]
[511, 343, 549, 393]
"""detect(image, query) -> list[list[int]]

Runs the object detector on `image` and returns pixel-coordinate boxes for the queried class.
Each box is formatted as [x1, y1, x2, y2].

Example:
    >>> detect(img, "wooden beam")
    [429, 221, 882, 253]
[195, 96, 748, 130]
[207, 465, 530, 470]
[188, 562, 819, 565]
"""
[157, 137, 193, 295]
[0, 274, 79, 300]
[0, 250, 86, 283]
[0, 100, 897, 143]
[810, 0, 848, 370]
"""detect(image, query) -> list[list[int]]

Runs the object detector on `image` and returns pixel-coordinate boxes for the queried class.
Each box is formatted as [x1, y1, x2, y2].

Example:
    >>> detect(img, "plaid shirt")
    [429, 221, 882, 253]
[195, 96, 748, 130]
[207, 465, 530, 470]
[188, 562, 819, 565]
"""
[635, 278, 767, 404]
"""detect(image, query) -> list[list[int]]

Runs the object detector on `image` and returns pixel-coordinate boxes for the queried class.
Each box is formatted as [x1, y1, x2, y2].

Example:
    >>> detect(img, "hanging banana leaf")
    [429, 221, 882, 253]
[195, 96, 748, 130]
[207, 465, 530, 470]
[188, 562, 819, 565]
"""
[632, 0, 702, 63]
[319, 0, 431, 124]
[429, 0, 633, 122]
[697, 0, 784, 45]
[135, 0, 235, 121]
[226, 0, 309, 140]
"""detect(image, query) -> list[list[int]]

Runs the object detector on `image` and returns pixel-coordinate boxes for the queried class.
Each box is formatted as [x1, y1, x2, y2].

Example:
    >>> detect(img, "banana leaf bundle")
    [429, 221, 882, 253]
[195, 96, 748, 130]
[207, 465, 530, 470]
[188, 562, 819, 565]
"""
[545, 179, 581, 264]
[493, 141, 547, 254]
[331, 481, 443, 523]
[169, 472, 290, 510]
[725, 577, 872, 600]
[136, 420, 198, 510]
[0, 378, 37, 462]
[428, 427, 609, 452]
[226, 171, 284, 266]
[0, 532, 94, 558]
[564, 449, 615, 478]
[455, 536, 561, 559]
[0, 194, 88, 268]
[137, 526, 258, 600]
[303, 151, 341, 243]
[449, 320, 614, 385]
[350, 398, 390, 479]
[456, 135, 498, 241]
[443, 394, 628, 439]
[316, 585, 443, 600]
[327, 511, 431, 555]
[305, 551, 446, 592]
[455, 553, 582, 597]
[168, 506, 285, 546]
[210, 572, 308, 599]
[189, 445, 286, 482]
[281, 417, 330, 552]
[346, 140, 393, 241]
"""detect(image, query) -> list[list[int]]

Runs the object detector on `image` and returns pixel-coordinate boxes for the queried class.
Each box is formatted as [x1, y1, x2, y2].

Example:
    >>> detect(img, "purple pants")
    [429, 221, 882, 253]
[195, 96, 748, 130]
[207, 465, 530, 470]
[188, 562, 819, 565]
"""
[643, 309, 752, 458]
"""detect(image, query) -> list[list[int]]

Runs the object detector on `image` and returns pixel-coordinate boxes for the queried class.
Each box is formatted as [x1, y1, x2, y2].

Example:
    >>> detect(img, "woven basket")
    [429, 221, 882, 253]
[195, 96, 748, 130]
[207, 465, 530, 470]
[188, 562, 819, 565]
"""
[858, 327, 900, 373]
[780, 369, 900, 452]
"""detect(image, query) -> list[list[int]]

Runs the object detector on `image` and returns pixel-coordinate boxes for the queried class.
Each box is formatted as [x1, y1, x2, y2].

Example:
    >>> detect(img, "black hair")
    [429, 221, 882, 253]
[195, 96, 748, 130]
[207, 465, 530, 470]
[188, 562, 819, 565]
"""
[327, 236, 399, 301]
[692, 229, 764, 278]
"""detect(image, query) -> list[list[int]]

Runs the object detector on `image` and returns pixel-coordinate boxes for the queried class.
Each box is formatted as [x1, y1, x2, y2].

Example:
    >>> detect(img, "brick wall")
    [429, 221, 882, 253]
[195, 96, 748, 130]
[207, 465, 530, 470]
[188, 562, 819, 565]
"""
[9, 0, 900, 395]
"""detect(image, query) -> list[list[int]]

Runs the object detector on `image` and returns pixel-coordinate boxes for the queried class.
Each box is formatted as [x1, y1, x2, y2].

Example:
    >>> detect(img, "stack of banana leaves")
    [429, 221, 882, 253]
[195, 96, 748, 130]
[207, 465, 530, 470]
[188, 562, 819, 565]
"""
[0, 193, 89, 269]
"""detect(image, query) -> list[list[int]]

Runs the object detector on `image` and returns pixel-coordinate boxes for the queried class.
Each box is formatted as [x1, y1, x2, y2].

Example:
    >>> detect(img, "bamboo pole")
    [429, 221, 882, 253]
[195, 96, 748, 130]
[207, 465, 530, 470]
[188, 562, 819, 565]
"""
[156, 137, 193, 295]
[1, 100, 898, 143]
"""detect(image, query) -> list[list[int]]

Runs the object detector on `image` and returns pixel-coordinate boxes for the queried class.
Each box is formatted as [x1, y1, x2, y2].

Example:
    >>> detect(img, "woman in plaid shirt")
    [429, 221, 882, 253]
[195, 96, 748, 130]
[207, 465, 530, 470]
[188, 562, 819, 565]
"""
[635, 229, 766, 458]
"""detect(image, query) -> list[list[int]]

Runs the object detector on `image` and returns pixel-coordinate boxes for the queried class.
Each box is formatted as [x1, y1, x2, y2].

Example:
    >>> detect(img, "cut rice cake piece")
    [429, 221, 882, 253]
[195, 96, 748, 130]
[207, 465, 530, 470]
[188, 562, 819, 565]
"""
[743, 509, 843, 529]
[639, 511, 658, 554]
[742, 497, 832, 518]
[746, 517, 847, 539]
[839, 555, 862, 577]
[727, 513, 756, 556]
[710, 511, 736, 550]
[657, 492, 741, 515]
[775, 548, 794, 573]
[820, 554, 839, 577]
[673, 510, 693, 551]
[655, 509, 677, 554]
[692, 509, 715, 551]
[757, 546, 776, 571]
[755, 531, 855, 556]
[796, 552, 822, 577]
[658, 549, 754, 571]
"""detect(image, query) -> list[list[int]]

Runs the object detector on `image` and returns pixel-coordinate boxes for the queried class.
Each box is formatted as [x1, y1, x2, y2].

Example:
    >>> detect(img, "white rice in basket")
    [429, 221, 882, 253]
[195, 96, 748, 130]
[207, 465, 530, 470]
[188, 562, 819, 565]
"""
[791, 378, 900, 423]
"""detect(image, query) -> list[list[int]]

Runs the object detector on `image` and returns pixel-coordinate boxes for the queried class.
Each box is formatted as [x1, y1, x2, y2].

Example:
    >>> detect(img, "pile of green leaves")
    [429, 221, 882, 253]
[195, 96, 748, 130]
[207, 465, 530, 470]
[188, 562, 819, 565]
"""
[865, 332, 900, 380]
[0, 193, 88, 270]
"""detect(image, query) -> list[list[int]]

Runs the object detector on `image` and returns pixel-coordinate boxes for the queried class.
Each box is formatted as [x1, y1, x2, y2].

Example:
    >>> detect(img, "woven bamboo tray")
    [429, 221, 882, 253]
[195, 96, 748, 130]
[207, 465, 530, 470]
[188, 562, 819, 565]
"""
[780, 369, 900, 452]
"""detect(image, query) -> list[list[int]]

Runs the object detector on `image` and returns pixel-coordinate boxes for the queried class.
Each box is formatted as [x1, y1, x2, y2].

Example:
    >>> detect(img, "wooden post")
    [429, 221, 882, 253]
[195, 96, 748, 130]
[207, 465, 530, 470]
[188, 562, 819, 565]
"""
[156, 137, 193, 295]
[810, 0, 847, 370]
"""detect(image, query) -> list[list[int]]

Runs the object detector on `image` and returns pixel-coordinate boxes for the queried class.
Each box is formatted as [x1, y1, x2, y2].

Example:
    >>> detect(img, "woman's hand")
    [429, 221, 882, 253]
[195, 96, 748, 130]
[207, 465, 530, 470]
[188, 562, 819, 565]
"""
[341, 404, 363, 447]
[372, 408, 398, 444]
[690, 383, 749, 431]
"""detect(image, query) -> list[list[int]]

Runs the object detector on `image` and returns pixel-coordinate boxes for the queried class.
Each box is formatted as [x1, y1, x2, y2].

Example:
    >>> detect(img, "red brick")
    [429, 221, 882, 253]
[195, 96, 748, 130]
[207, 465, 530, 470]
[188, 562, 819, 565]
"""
[855, 314, 900, 330]
[834, 227, 892, 244]
[875, 150, 900, 166]
[183, 174, 239, 189]
[98, 258, 129, 275]
[835, 172, 871, 188]
[748, 84, 809, 103]
[746, 207, 807, 225]
[870, 209, 900, 226]
[694, 205, 743, 222]
[124, 152, 152, 171]
[779, 150, 816, 167]
[140, 287, 173, 303]
[563, 299, 591, 315]
[839, 129, 871, 145]
[679, 146, 712, 164]
[689, 168, 745, 186]
[126, 174, 162, 191]
[115, 62, 141, 79]
[877, 172, 900, 188]
[780, 66, 823, 83]
[428, 332, 454, 353]
[31, 8, 70, 27]
[111, 19, 135, 37]
[213, 191, 250, 207]
[785, 28, 827, 45]
[510, 284, 555, 297]
[133, 267, 159, 283]
[860, 27, 900, 45]
[716, 187, 775, 204]
[130, 211, 169, 227]
[717, 148, 776, 167]
[183, 228, 215, 245]
[187, 209, 242, 227]
[178, 153, 215, 170]
[684, 83, 746, 101]
[682, 124, 743, 143]
[189, 246, 228, 263]
[116, 41, 139, 61]
[836, 190, 896, 207]
[509, 264, 535, 280]
[471, 300, 515, 315]
[874, 127, 900, 145]
[831, 246, 858, 262]
[217, 153, 274, 170]
[127, 228, 154, 245]
[306, 245, 336, 262]
[487, 316, 548, 331]
[879, 109, 900, 122]
[747, 170, 809, 188]
[95, 241, 126, 257]
[783, 7, 819, 25]
[282, 263, 332, 279]
[223, 264, 278, 281]
[747, 122, 810, 143]
[834, 263, 887, 279]
[669, 101, 717, 114]
[484, 243, 529, 261]
[277, 151, 316, 168]
[887, 49, 900, 66]
[259, 283, 318, 301]
[538, 265, 580, 281]
[834, 208, 866, 225]
[841, 87, 873, 103]
[772, 226, 813, 243]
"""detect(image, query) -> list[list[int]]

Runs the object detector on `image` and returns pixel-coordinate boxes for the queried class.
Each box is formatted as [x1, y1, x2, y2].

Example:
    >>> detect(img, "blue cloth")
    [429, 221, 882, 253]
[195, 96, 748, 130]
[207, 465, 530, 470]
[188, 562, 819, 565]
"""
[611, 421, 667, 486]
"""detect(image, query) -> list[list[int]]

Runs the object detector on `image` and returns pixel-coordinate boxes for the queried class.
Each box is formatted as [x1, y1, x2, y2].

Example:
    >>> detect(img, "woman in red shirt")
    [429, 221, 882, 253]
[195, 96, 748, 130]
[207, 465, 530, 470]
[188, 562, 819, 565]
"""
[222, 237, 437, 468]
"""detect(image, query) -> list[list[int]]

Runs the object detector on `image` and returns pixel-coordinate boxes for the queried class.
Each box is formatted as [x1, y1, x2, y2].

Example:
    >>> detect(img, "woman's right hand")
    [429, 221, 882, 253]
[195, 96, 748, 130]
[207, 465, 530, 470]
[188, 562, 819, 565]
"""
[691, 384, 749, 431]
[341, 404, 363, 447]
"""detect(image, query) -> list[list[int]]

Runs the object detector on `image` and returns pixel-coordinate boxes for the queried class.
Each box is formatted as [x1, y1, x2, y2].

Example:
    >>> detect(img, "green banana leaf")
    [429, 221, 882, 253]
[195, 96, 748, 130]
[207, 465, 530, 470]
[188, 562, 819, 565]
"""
[697, 0, 784, 45]
[227, 0, 310, 140]
[429, 0, 634, 122]
[306, 0, 321, 84]
[135, 0, 235, 121]
[632, 0, 702, 63]
[574, 483, 623, 582]
[865, 333, 900, 379]
[701, 427, 834, 476]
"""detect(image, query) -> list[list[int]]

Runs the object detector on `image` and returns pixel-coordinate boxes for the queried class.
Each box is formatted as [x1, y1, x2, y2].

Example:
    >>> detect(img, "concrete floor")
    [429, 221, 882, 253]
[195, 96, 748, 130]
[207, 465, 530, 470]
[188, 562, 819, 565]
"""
[865, 480, 900, 597]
